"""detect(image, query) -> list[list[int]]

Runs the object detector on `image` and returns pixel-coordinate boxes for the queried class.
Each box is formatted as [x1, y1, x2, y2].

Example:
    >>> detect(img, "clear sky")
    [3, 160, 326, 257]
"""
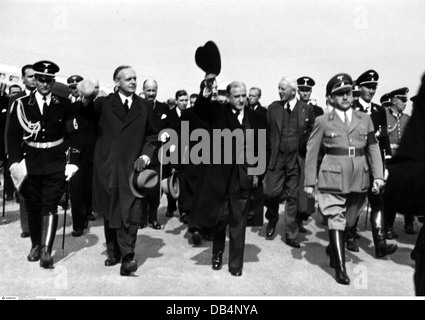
[1, 0, 424, 111]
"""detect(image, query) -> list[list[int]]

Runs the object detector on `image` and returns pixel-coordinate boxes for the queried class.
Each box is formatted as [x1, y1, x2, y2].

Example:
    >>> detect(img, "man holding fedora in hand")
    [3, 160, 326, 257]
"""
[79, 66, 158, 277]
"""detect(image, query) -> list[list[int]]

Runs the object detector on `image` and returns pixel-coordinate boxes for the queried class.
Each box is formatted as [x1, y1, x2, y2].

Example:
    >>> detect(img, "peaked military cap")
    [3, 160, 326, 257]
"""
[67, 75, 84, 88]
[389, 87, 409, 99]
[195, 41, 221, 80]
[33, 60, 60, 79]
[380, 93, 392, 106]
[352, 80, 361, 97]
[326, 73, 353, 96]
[297, 77, 315, 90]
[356, 69, 379, 86]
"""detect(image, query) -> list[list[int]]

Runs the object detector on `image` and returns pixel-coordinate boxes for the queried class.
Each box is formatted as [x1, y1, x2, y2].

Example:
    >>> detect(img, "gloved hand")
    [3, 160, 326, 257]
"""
[134, 155, 151, 171]
[65, 164, 79, 181]
[160, 131, 170, 143]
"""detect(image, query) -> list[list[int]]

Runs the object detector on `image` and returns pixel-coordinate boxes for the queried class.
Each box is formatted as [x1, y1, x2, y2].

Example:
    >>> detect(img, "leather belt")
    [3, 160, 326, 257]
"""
[326, 147, 365, 158]
[25, 138, 64, 149]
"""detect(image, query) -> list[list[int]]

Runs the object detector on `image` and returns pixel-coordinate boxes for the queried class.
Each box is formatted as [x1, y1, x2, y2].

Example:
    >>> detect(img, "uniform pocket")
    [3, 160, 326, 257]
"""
[361, 163, 370, 191]
[318, 165, 343, 192]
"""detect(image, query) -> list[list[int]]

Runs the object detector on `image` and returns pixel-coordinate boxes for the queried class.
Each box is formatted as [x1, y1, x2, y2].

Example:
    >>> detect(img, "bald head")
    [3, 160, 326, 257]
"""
[143, 79, 158, 103]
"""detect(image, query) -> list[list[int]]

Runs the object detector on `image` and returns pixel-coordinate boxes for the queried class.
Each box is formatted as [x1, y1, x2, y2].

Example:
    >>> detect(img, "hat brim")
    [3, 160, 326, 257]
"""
[162, 172, 180, 200]
[129, 169, 159, 199]
[331, 84, 352, 95]
[359, 81, 378, 86]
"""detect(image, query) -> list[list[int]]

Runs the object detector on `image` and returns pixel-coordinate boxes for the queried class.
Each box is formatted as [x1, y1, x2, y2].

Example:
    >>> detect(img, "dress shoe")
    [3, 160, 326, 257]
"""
[192, 231, 202, 246]
[346, 238, 359, 253]
[405, 224, 416, 235]
[212, 252, 223, 271]
[72, 229, 84, 237]
[87, 213, 96, 221]
[105, 257, 120, 267]
[21, 232, 30, 238]
[266, 220, 278, 238]
[230, 269, 243, 277]
[285, 238, 301, 249]
[385, 228, 398, 240]
[120, 259, 138, 276]
[149, 221, 162, 230]
[166, 210, 174, 218]
[27, 246, 41, 262]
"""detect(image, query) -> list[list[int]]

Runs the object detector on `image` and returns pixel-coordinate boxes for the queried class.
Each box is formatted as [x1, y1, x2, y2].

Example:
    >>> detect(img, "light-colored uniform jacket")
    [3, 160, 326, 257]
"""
[304, 109, 384, 194]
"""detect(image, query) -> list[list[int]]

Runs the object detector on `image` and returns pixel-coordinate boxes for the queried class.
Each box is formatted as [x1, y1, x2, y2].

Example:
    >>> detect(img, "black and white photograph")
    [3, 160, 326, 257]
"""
[1, 0, 425, 304]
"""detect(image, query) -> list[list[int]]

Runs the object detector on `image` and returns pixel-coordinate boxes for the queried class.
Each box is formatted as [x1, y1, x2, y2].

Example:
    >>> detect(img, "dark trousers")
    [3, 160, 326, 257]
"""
[264, 150, 300, 239]
[213, 168, 251, 272]
[3, 162, 15, 198]
[104, 219, 139, 261]
[142, 191, 160, 224]
[18, 193, 29, 233]
[70, 160, 93, 231]
[385, 206, 414, 229]
[23, 172, 66, 246]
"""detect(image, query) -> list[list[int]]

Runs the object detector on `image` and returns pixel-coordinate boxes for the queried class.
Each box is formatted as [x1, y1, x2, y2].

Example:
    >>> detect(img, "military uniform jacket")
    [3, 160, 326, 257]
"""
[7, 92, 79, 175]
[304, 109, 384, 194]
[385, 107, 409, 153]
[353, 100, 392, 160]
[79, 93, 157, 229]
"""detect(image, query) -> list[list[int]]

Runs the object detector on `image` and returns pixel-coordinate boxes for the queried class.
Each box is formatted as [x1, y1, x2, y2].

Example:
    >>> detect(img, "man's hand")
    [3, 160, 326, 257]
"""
[372, 179, 385, 194]
[304, 186, 315, 199]
[65, 164, 79, 181]
[134, 155, 151, 171]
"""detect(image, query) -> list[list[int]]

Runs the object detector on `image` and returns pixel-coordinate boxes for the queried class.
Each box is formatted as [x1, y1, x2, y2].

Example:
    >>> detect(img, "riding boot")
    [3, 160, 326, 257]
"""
[329, 230, 350, 285]
[370, 210, 397, 258]
[27, 213, 42, 262]
[40, 213, 59, 269]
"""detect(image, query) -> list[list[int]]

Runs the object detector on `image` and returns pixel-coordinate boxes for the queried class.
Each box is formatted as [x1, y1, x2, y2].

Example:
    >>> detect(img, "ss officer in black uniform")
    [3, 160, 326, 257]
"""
[8, 61, 80, 269]
[351, 70, 396, 258]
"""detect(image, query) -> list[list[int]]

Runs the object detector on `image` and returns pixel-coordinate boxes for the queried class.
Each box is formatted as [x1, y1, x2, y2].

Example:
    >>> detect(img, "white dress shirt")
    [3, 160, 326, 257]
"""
[35, 91, 52, 115]
[359, 98, 372, 114]
[118, 92, 133, 109]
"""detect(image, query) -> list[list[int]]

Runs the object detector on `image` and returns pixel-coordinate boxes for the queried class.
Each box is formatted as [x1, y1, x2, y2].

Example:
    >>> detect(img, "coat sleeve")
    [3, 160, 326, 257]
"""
[304, 117, 324, 187]
[7, 99, 24, 166]
[366, 116, 384, 180]
[141, 105, 159, 161]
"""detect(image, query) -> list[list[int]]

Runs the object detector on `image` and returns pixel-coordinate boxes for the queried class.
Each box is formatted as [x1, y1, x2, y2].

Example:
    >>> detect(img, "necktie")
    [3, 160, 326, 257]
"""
[344, 111, 350, 127]
[42, 96, 48, 115]
[286, 102, 291, 115]
[123, 99, 129, 114]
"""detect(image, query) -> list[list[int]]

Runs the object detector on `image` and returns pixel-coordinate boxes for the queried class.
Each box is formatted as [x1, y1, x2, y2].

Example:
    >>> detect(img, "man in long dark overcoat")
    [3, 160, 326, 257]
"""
[80, 66, 157, 276]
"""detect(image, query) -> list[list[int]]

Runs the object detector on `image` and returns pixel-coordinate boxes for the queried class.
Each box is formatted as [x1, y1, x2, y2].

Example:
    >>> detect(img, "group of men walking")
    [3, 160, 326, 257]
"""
[2, 57, 421, 288]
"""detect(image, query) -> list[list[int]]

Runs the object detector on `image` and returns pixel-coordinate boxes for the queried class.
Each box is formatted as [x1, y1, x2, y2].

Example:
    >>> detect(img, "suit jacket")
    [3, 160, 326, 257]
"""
[267, 99, 315, 170]
[190, 94, 269, 229]
[80, 92, 157, 228]
[251, 103, 268, 116]
[305, 109, 384, 194]
[7, 92, 80, 175]
[353, 100, 392, 160]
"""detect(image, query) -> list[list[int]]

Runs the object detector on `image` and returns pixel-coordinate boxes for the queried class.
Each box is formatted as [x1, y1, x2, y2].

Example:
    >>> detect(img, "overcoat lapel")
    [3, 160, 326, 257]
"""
[122, 97, 144, 130]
